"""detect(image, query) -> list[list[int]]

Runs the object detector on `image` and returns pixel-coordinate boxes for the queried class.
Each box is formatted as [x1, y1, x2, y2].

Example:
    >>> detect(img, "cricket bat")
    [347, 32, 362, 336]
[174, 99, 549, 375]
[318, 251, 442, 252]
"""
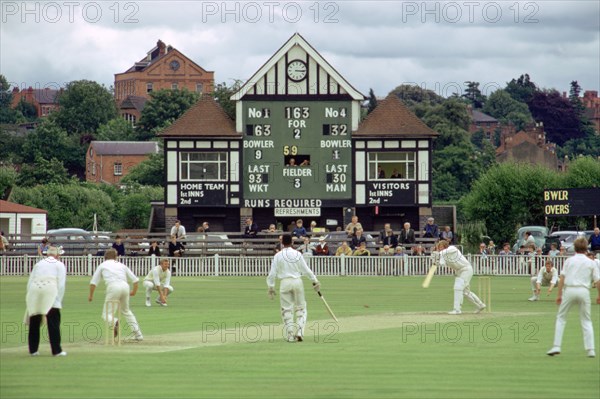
[422, 264, 438, 288]
[313, 283, 339, 322]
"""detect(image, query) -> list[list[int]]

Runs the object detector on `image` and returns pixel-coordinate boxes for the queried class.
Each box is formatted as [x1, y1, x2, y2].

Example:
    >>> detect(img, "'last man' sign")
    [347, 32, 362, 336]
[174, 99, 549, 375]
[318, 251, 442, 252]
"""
[543, 188, 600, 217]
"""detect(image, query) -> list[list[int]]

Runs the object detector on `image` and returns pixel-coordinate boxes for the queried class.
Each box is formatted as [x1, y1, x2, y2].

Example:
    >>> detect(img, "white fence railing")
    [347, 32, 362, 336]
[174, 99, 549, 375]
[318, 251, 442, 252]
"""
[0, 254, 571, 277]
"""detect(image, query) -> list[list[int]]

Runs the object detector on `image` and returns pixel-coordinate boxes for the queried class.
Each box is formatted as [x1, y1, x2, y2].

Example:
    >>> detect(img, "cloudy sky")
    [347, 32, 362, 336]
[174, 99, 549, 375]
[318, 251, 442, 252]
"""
[2, 1, 599, 98]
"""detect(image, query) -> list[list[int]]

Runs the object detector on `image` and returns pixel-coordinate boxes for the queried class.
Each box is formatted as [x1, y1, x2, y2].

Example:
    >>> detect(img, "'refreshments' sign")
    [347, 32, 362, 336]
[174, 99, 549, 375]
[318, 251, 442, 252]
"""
[544, 188, 600, 217]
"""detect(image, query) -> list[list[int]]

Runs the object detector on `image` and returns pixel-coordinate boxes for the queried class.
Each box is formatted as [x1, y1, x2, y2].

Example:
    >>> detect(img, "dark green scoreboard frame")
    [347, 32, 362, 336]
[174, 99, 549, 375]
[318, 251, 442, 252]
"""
[242, 100, 353, 206]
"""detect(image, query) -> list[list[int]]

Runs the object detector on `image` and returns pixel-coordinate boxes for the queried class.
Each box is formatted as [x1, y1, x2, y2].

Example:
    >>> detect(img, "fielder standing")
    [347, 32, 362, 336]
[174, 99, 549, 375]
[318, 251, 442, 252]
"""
[436, 240, 486, 314]
[143, 258, 173, 307]
[528, 260, 558, 301]
[267, 234, 320, 342]
[25, 246, 67, 356]
[547, 237, 600, 357]
[88, 249, 143, 341]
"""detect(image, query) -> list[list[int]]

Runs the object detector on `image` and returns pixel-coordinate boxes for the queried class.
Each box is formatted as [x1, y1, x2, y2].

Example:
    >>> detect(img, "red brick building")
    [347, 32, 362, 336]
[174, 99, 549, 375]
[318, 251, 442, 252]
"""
[582, 90, 600, 134]
[114, 40, 214, 126]
[86, 141, 159, 185]
[10, 87, 61, 118]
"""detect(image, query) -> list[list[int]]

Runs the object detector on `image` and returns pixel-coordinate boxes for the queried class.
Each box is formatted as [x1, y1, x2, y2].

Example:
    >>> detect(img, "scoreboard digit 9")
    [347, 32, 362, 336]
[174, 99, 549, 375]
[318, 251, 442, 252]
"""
[242, 101, 353, 206]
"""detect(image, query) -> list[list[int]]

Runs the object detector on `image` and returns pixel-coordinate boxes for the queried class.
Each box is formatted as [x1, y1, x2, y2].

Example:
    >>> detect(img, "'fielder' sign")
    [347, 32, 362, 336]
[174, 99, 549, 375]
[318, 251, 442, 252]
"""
[543, 188, 600, 217]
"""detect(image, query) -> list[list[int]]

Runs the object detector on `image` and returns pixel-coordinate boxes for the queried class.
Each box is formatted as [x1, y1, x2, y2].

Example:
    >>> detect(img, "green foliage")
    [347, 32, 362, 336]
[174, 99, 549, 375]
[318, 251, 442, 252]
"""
[54, 80, 117, 134]
[505, 73, 537, 104]
[21, 119, 84, 176]
[389, 84, 444, 108]
[367, 88, 378, 114]
[0, 165, 17, 199]
[456, 221, 488, 254]
[213, 80, 242, 120]
[95, 118, 136, 141]
[422, 99, 470, 131]
[558, 134, 600, 159]
[137, 89, 201, 139]
[0, 75, 25, 123]
[482, 89, 532, 131]
[121, 150, 164, 186]
[562, 156, 600, 187]
[461, 81, 486, 109]
[0, 127, 25, 164]
[120, 193, 152, 229]
[460, 162, 562, 244]
[14, 98, 37, 121]
[16, 157, 69, 187]
[10, 183, 117, 230]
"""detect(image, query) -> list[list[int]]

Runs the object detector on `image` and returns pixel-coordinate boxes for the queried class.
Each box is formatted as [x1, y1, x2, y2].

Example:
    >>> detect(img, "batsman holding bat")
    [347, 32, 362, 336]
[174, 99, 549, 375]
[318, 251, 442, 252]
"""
[267, 234, 320, 342]
[436, 240, 486, 314]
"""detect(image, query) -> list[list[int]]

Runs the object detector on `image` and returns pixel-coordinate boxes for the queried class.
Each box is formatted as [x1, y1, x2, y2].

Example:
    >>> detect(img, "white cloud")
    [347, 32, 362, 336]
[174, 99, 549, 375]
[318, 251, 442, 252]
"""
[1, 1, 598, 97]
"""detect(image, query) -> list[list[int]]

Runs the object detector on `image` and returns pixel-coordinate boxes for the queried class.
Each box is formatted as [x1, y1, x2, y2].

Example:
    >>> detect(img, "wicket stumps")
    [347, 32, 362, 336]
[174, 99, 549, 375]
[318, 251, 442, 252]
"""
[478, 276, 492, 313]
[105, 300, 121, 346]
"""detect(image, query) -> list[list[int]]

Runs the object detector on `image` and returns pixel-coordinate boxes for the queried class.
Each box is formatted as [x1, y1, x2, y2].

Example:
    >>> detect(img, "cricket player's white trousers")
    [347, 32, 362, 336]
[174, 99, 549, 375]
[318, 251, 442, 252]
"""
[143, 281, 174, 297]
[453, 268, 485, 311]
[104, 281, 142, 335]
[552, 287, 595, 351]
[279, 277, 307, 339]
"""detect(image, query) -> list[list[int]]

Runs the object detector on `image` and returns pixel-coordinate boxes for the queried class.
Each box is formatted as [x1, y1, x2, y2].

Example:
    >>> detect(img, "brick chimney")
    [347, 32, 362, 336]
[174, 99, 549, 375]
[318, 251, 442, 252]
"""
[157, 40, 166, 56]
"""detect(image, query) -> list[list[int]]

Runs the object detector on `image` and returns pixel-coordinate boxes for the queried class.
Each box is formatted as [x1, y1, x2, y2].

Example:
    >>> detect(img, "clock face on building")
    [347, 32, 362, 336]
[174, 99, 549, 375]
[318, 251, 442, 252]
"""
[170, 60, 180, 71]
[287, 60, 307, 81]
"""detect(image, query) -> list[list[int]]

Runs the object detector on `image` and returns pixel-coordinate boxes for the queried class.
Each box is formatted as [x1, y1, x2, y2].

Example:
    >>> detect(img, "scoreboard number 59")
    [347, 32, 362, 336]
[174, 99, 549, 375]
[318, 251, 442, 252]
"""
[283, 145, 298, 156]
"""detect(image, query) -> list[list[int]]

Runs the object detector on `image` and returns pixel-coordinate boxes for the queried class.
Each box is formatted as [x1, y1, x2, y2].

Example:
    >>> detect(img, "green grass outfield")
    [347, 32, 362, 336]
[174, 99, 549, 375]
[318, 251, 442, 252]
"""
[1, 275, 599, 399]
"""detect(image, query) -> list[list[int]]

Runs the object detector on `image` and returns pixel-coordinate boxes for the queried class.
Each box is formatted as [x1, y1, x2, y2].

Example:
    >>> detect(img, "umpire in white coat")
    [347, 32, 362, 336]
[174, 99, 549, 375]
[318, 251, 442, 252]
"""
[267, 234, 320, 342]
[26, 246, 67, 356]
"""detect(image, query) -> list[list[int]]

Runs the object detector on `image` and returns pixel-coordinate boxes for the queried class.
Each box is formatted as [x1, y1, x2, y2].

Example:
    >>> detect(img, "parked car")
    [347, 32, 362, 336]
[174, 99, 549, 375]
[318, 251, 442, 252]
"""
[46, 228, 111, 256]
[512, 226, 549, 254]
[547, 230, 593, 254]
[186, 234, 242, 255]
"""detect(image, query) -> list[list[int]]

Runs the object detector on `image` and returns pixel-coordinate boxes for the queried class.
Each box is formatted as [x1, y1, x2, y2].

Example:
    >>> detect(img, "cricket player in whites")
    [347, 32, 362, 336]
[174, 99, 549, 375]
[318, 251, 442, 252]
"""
[89, 249, 143, 341]
[143, 258, 173, 307]
[547, 237, 600, 357]
[529, 260, 558, 301]
[436, 240, 486, 314]
[267, 234, 320, 342]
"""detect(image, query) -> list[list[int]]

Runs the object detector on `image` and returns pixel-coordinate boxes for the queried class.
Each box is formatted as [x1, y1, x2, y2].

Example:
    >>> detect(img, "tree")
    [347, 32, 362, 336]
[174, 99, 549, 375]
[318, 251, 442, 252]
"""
[389, 84, 444, 109]
[22, 119, 84, 176]
[95, 118, 136, 141]
[528, 89, 584, 146]
[558, 135, 600, 159]
[367, 88, 378, 114]
[137, 89, 201, 140]
[54, 80, 117, 134]
[482, 89, 532, 131]
[462, 81, 486, 109]
[14, 98, 37, 121]
[0, 165, 17, 199]
[461, 162, 561, 244]
[121, 150, 164, 186]
[0, 74, 24, 124]
[422, 99, 470, 131]
[505, 73, 537, 104]
[213, 80, 242, 120]
[16, 157, 69, 187]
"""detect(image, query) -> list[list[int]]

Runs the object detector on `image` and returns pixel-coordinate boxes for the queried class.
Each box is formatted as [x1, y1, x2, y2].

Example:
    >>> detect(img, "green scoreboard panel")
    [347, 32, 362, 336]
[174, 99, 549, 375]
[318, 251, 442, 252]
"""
[242, 100, 353, 208]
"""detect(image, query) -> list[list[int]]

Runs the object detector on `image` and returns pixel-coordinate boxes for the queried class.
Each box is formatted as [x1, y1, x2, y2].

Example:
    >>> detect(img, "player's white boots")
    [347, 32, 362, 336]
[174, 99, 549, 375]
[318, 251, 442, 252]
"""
[448, 290, 463, 314]
[528, 294, 539, 301]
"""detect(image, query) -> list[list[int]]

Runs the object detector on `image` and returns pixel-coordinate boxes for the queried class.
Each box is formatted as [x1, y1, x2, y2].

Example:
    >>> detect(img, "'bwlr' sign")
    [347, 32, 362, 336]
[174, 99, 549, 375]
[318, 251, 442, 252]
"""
[543, 188, 600, 217]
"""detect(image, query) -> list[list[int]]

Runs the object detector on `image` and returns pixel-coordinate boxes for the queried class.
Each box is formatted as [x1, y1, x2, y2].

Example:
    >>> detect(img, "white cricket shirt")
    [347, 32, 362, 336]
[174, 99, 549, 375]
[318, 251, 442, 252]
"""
[438, 246, 471, 273]
[90, 259, 139, 286]
[267, 247, 318, 288]
[560, 254, 600, 288]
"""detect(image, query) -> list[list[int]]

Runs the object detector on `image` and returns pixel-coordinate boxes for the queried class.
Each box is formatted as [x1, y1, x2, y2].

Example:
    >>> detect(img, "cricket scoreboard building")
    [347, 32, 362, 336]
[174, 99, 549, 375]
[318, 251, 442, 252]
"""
[161, 34, 438, 232]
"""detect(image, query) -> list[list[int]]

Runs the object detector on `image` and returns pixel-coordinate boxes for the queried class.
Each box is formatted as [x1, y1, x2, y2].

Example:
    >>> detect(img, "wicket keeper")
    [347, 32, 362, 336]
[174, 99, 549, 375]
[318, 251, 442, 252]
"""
[436, 240, 486, 314]
[143, 258, 174, 307]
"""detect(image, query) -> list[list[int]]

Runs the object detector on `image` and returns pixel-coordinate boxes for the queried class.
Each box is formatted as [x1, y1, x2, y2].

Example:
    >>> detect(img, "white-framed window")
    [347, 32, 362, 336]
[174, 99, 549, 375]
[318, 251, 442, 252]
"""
[146, 83, 153, 93]
[180, 152, 228, 181]
[196, 83, 203, 93]
[114, 163, 123, 176]
[172, 83, 178, 90]
[92, 162, 96, 176]
[368, 152, 415, 180]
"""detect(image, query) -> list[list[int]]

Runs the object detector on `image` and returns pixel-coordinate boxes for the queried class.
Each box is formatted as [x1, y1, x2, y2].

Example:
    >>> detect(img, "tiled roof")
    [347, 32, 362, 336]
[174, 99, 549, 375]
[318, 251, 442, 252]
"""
[119, 96, 147, 112]
[160, 97, 239, 137]
[471, 110, 498, 123]
[354, 94, 438, 137]
[91, 141, 159, 155]
[0, 200, 47, 214]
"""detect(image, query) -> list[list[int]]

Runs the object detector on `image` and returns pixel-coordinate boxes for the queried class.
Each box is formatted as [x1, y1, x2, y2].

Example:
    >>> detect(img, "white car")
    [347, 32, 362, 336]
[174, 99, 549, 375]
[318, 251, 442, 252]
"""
[548, 231, 592, 253]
